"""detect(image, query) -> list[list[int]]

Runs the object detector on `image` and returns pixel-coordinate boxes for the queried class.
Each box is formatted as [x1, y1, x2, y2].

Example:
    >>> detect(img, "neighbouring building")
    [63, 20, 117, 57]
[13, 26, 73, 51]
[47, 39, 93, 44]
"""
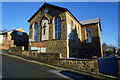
[0, 28, 29, 50]
[28, 3, 103, 59]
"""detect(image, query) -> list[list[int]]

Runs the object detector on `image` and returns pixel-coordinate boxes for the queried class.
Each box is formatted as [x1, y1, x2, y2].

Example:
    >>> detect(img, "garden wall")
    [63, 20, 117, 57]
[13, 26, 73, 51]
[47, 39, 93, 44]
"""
[9, 49, 98, 73]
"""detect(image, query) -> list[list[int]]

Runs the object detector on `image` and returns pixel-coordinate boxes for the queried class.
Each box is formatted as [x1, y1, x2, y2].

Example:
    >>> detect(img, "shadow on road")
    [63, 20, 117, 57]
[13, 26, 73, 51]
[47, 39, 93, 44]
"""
[59, 70, 101, 80]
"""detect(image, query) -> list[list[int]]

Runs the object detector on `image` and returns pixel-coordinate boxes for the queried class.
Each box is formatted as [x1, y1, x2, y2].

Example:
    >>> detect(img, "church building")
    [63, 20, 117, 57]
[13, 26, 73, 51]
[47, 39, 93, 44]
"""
[28, 3, 103, 59]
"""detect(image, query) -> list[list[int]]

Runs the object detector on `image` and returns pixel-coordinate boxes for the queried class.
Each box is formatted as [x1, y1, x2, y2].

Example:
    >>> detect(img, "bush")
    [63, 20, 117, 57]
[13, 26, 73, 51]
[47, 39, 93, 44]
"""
[108, 50, 115, 54]
[105, 50, 115, 57]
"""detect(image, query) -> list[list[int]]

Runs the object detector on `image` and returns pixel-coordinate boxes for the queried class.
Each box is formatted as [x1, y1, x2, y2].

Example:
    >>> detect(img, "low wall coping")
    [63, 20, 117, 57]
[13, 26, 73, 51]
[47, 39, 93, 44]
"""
[60, 58, 92, 61]
[92, 56, 98, 59]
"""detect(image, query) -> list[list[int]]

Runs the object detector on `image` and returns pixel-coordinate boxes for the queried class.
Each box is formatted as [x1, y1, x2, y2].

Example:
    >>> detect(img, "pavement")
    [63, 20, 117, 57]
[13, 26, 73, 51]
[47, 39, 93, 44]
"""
[1, 50, 118, 80]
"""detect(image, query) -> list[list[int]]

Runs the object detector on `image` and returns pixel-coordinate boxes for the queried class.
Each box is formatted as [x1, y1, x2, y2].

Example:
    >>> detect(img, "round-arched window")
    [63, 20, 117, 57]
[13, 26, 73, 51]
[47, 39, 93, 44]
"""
[55, 17, 61, 39]
[86, 28, 92, 43]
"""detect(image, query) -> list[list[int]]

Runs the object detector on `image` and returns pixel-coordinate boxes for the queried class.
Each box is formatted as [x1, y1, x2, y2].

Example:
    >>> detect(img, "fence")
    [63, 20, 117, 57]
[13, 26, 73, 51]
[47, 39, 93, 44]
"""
[98, 57, 118, 76]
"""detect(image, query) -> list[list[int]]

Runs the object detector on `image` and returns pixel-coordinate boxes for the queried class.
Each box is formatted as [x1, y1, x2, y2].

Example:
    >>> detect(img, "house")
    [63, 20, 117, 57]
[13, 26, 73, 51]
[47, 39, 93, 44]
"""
[28, 3, 103, 59]
[0, 28, 29, 50]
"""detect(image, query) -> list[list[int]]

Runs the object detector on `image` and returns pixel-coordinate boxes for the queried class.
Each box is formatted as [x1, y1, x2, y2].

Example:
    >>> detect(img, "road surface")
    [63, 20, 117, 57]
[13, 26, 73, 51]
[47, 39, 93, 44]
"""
[2, 53, 100, 80]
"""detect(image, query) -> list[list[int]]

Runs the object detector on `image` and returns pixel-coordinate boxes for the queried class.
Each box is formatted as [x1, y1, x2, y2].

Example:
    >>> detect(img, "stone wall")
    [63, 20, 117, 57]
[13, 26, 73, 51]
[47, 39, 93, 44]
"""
[21, 50, 60, 64]
[28, 4, 68, 58]
[1, 39, 15, 50]
[9, 46, 24, 54]
[59, 58, 94, 72]
[9, 50, 96, 73]
[30, 40, 67, 58]
[81, 23, 102, 58]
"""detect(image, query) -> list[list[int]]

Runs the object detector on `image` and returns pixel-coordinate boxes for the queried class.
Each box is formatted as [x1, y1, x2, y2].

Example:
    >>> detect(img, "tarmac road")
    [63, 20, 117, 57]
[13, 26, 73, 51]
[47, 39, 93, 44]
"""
[2, 53, 101, 80]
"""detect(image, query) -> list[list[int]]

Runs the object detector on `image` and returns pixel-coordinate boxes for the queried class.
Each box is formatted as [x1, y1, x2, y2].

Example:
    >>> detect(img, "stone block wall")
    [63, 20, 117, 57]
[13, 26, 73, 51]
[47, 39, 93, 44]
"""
[28, 4, 68, 58]
[30, 40, 67, 58]
[9, 46, 24, 54]
[10, 50, 97, 73]
[21, 50, 60, 64]
[59, 58, 94, 72]
[81, 23, 102, 58]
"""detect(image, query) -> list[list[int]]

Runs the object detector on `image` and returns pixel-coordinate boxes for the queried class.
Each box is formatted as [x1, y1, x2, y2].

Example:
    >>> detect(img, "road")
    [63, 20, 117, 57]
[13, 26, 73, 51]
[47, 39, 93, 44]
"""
[2, 53, 101, 80]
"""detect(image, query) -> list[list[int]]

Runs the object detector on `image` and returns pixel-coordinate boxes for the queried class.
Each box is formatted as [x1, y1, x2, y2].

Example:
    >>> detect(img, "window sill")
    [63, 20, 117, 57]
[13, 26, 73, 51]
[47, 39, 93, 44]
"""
[86, 42, 92, 44]
[40, 40, 49, 42]
[52, 38, 61, 40]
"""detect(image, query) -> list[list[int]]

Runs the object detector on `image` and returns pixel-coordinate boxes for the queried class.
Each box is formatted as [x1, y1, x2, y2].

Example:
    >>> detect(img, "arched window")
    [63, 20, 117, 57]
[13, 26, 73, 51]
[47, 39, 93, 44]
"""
[55, 17, 61, 39]
[86, 28, 92, 43]
[34, 22, 38, 41]
[70, 20, 73, 40]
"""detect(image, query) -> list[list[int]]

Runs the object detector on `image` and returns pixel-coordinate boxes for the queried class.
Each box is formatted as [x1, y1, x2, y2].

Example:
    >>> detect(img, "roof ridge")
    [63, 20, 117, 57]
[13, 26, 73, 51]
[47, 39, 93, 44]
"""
[28, 3, 68, 22]
[80, 17, 100, 22]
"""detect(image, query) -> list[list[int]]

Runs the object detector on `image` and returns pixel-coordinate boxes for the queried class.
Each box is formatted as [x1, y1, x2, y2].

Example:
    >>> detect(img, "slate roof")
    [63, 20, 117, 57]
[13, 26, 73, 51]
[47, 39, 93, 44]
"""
[80, 18, 102, 31]
[80, 18, 100, 25]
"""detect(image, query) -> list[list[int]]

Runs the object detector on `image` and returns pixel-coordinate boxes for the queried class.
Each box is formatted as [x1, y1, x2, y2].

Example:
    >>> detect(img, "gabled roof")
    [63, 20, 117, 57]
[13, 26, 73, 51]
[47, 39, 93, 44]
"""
[28, 3, 102, 31]
[80, 18, 102, 31]
[28, 2, 68, 22]
[28, 2, 81, 26]
[80, 18, 100, 25]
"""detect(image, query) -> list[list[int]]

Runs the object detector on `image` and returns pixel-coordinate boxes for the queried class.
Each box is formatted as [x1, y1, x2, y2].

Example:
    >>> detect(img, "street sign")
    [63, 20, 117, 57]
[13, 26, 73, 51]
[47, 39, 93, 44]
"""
[41, 48, 46, 53]
[31, 47, 40, 50]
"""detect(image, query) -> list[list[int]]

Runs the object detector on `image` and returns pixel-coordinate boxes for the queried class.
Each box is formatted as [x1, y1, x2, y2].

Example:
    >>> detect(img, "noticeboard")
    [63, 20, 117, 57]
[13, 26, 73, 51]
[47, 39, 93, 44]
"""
[31, 47, 40, 50]
[41, 48, 46, 53]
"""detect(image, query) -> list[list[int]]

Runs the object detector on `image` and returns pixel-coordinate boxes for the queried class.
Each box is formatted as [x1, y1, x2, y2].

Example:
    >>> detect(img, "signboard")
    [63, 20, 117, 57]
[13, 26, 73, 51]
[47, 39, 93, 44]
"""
[0, 35, 3, 44]
[41, 48, 46, 53]
[31, 47, 40, 50]
[32, 42, 44, 47]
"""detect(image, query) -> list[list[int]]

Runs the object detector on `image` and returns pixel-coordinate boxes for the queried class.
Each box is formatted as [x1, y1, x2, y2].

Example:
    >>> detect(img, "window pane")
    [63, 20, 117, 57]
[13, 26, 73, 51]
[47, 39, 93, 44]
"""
[58, 24, 61, 31]
[55, 33, 57, 39]
[34, 23, 38, 41]
[55, 19, 57, 25]
[55, 17, 61, 39]
[58, 32, 61, 38]
[86, 28, 92, 43]
[55, 25, 58, 31]
[58, 18, 61, 23]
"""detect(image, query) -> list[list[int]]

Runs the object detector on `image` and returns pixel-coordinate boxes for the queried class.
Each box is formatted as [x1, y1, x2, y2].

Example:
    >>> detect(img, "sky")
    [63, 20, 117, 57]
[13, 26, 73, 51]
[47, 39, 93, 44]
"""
[2, 2, 118, 47]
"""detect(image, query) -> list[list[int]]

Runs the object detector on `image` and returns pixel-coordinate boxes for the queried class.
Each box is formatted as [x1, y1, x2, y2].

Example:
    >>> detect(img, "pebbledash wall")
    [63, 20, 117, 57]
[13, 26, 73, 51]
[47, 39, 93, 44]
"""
[28, 3, 103, 59]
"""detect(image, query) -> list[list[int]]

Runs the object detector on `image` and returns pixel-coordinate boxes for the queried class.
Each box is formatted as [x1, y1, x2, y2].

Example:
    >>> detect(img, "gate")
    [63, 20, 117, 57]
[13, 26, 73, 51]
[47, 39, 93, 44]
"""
[98, 57, 118, 76]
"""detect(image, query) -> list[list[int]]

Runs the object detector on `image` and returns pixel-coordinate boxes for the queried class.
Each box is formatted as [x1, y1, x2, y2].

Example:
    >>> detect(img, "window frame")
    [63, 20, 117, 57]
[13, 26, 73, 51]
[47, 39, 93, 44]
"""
[86, 28, 92, 43]
[54, 17, 61, 39]
[34, 22, 38, 41]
